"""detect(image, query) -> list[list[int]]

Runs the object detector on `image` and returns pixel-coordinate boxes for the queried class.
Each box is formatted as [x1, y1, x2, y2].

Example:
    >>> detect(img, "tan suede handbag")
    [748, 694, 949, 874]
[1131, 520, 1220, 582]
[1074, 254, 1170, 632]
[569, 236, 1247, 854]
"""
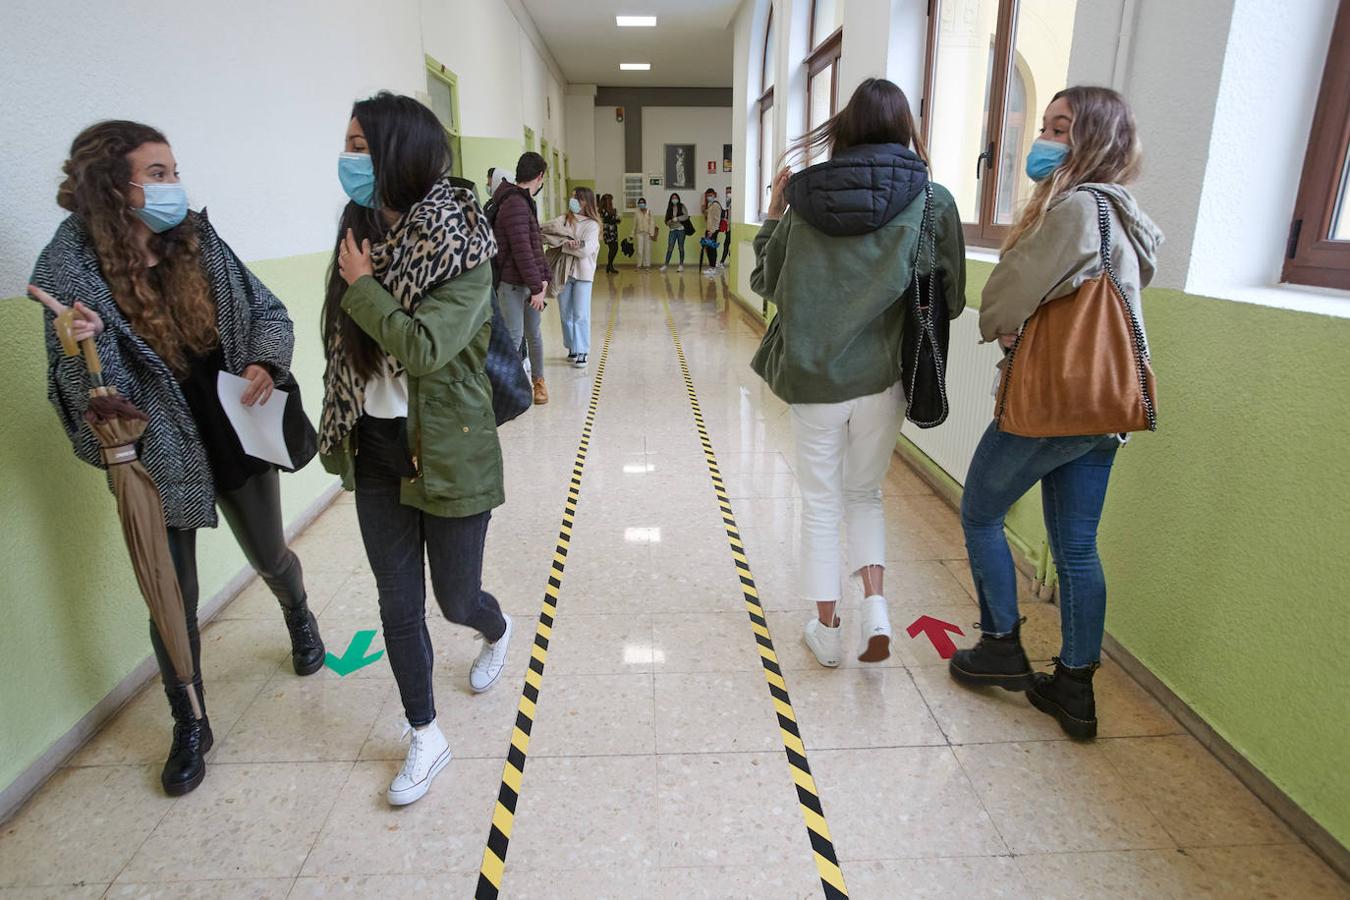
[995, 188, 1158, 438]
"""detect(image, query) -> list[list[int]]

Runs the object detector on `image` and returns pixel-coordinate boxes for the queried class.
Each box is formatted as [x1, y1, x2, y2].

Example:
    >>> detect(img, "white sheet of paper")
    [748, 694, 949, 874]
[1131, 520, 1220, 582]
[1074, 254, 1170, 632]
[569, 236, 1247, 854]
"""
[216, 371, 292, 469]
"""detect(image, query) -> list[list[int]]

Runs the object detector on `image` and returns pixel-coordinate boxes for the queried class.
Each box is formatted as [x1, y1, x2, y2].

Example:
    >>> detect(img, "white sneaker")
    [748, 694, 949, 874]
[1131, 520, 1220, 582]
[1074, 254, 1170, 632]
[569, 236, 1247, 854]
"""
[572, 354, 588, 369]
[803, 616, 843, 668]
[388, 719, 451, 806]
[857, 595, 892, 662]
[470, 614, 513, 693]
[703, 267, 717, 277]
[677, 264, 684, 272]
[659, 264, 668, 272]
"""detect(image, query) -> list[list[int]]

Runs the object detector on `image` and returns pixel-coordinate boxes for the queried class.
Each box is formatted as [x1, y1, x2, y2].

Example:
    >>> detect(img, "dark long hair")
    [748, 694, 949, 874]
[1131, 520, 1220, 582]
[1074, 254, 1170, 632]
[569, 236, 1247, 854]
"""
[665, 193, 686, 222]
[59, 120, 216, 376]
[784, 77, 927, 167]
[322, 92, 451, 378]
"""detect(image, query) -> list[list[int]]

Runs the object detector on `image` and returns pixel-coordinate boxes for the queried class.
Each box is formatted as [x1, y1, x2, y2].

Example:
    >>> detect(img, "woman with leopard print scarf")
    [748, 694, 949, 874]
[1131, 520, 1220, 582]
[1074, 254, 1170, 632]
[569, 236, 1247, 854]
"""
[320, 93, 511, 807]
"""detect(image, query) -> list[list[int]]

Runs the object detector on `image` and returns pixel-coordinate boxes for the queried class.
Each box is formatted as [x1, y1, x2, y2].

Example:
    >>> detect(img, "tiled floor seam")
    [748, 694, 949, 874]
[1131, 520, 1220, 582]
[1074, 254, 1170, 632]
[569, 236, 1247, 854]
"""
[659, 297, 849, 900]
[473, 295, 620, 900]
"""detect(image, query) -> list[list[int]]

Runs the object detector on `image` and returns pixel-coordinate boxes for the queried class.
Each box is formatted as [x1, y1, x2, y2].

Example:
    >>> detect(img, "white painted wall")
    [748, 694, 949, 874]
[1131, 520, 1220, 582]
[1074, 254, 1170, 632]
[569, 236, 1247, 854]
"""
[642, 108, 736, 209]
[594, 111, 628, 205]
[421, 0, 527, 140]
[0, 0, 424, 288]
[565, 86, 599, 181]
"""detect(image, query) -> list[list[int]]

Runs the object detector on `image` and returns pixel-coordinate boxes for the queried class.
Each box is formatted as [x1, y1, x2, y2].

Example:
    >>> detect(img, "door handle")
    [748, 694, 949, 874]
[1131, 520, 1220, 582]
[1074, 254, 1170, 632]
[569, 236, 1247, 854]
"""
[975, 141, 994, 178]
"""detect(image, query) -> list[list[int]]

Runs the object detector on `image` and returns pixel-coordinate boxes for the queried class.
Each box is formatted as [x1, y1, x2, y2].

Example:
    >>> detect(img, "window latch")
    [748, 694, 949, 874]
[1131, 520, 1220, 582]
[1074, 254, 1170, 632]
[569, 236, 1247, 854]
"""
[976, 141, 994, 179]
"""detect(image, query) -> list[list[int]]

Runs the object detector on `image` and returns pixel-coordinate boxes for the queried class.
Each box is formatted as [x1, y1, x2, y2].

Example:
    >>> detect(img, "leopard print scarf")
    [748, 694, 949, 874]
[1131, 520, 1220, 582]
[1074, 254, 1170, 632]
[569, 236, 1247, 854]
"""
[319, 175, 497, 457]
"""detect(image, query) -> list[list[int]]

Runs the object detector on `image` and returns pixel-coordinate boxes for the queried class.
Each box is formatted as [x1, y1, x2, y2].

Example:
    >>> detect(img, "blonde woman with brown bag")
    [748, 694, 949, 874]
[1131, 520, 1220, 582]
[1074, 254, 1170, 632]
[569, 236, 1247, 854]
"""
[948, 87, 1164, 740]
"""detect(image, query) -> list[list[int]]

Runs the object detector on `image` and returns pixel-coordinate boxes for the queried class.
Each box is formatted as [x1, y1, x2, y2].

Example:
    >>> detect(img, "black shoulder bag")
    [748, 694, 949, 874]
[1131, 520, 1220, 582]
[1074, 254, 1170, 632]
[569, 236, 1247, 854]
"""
[900, 183, 951, 428]
[485, 287, 533, 426]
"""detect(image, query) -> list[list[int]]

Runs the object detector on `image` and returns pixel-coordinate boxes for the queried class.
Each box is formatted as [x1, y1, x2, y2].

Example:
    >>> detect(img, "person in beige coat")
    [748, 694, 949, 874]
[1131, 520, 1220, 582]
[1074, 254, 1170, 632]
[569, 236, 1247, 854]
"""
[550, 187, 601, 370]
[948, 87, 1163, 742]
[633, 197, 656, 269]
[701, 188, 724, 276]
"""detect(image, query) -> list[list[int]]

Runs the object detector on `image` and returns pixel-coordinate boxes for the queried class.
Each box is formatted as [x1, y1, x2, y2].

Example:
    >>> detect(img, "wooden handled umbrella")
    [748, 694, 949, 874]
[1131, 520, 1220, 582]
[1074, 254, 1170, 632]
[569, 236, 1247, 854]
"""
[39, 290, 202, 720]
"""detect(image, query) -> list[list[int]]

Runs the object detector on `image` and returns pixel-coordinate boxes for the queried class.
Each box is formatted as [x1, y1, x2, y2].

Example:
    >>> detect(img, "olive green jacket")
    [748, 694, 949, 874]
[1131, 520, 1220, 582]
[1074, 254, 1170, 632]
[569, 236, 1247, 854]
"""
[320, 263, 504, 518]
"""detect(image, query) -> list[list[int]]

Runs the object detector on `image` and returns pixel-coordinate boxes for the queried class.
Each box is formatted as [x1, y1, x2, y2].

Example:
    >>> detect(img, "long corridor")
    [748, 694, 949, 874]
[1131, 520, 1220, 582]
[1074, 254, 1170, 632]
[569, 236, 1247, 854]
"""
[0, 270, 1344, 899]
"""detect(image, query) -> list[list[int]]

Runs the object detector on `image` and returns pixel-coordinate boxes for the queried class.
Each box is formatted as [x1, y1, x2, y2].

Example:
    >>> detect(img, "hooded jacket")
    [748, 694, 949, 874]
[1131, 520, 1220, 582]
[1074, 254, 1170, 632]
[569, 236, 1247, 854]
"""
[750, 143, 966, 405]
[491, 180, 549, 294]
[981, 183, 1163, 350]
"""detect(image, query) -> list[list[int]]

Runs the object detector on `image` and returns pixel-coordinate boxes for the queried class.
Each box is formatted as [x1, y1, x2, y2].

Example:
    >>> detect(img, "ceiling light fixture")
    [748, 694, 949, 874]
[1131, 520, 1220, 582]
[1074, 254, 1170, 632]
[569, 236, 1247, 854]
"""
[616, 15, 657, 27]
[619, 63, 652, 71]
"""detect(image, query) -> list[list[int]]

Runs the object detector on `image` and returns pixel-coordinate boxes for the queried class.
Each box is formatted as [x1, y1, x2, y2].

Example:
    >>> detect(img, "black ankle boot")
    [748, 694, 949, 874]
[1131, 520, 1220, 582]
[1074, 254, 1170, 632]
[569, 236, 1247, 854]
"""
[948, 621, 1034, 691]
[162, 678, 212, 796]
[282, 602, 325, 676]
[1028, 657, 1099, 740]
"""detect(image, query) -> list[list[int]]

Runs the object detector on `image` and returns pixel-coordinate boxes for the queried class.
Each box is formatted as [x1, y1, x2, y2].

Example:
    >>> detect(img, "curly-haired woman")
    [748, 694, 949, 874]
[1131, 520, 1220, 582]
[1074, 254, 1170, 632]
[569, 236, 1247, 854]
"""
[29, 120, 325, 797]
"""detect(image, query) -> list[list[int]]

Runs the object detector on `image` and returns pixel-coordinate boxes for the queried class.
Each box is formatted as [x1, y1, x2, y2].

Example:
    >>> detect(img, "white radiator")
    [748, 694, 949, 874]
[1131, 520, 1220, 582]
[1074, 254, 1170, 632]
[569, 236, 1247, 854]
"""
[899, 308, 1003, 486]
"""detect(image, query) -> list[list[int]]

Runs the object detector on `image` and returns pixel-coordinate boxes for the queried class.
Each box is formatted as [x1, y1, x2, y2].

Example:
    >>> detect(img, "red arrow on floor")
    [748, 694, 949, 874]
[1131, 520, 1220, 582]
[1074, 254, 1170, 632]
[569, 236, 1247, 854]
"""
[906, 615, 965, 660]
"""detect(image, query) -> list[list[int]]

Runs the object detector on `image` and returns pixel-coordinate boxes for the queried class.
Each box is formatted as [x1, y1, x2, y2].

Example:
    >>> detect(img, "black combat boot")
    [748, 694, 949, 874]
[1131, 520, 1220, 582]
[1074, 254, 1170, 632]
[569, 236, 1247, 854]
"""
[1027, 657, 1099, 740]
[948, 620, 1034, 691]
[282, 601, 326, 676]
[161, 678, 212, 796]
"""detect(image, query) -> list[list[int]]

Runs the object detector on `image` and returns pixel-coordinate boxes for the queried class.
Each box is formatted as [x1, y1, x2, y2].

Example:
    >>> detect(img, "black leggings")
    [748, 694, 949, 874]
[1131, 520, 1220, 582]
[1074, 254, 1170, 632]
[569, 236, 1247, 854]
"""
[155, 468, 305, 686]
[703, 239, 719, 269]
[606, 241, 619, 271]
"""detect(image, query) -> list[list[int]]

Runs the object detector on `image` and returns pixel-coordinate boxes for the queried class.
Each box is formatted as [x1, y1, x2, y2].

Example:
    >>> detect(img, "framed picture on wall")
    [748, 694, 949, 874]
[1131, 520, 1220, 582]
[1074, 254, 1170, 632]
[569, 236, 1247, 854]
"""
[723, 143, 733, 173]
[664, 144, 696, 190]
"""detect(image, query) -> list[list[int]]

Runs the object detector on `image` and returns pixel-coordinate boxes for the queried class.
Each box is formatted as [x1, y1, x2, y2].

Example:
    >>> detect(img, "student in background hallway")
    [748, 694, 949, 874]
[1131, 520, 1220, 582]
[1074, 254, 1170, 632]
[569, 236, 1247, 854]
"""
[949, 87, 1162, 740]
[599, 193, 621, 274]
[30, 120, 325, 798]
[720, 186, 733, 267]
[492, 152, 550, 384]
[701, 188, 723, 276]
[542, 188, 601, 369]
[751, 78, 966, 668]
[661, 193, 691, 272]
[633, 196, 656, 269]
[320, 92, 512, 807]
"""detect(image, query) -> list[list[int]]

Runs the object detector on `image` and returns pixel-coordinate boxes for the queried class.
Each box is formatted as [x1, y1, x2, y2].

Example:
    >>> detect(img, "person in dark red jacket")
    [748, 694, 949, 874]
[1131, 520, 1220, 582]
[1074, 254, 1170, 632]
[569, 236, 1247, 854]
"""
[492, 152, 550, 393]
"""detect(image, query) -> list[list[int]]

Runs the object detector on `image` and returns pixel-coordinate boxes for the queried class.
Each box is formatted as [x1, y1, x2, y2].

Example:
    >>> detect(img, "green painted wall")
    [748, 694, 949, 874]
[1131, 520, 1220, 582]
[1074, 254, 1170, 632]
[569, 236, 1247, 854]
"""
[0, 251, 337, 795]
[725, 243, 1350, 848]
[458, 136, 525, 199]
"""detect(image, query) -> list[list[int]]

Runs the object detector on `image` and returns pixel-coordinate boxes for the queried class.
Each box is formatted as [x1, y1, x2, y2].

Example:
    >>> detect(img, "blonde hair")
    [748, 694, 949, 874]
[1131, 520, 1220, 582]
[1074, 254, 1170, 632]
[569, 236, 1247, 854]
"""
[1003, 86, 1141, 252]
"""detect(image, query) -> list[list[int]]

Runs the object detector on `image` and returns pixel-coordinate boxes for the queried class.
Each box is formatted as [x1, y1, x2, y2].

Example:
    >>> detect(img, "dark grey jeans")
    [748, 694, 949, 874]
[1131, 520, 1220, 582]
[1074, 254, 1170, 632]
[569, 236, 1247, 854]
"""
[156, 468, 305, 686]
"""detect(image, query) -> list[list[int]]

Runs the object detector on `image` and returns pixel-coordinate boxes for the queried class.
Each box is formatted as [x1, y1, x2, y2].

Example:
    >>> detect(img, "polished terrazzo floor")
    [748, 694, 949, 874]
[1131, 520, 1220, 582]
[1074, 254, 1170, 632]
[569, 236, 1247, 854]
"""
[1, 269, 1346, 899]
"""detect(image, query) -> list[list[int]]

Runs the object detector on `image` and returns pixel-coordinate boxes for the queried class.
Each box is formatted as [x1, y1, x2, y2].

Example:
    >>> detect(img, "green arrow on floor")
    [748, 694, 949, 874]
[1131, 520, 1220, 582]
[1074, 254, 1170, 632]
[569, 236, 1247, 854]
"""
[324, 629, 385, 676]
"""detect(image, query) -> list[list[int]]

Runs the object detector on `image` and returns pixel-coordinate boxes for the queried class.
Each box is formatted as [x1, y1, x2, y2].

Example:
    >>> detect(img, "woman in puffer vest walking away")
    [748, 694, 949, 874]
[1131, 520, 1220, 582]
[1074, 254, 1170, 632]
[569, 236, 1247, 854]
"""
[948, 87, 1162, 741]
[751, 78, 966, 668]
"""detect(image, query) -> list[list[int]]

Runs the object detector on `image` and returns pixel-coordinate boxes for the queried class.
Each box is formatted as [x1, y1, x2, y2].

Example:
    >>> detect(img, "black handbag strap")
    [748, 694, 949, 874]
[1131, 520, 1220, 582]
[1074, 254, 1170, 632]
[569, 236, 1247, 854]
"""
[1080, 187, 1157, 431]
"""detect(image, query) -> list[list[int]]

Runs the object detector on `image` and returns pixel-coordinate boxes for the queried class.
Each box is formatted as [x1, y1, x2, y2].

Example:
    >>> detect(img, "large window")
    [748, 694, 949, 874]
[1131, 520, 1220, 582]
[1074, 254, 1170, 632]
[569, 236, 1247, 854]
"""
[1285, 0, 1350, 289]
[923, 0, 1078, 246]
[424, 55, 463, 178]
[805, 0, 844, 157]
[756, 6, 777, 218]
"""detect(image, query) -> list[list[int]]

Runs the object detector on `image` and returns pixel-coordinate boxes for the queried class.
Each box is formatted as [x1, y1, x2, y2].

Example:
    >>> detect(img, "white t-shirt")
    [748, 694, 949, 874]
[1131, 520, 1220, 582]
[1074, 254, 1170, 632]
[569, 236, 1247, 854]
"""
[364, 372, 409, 418]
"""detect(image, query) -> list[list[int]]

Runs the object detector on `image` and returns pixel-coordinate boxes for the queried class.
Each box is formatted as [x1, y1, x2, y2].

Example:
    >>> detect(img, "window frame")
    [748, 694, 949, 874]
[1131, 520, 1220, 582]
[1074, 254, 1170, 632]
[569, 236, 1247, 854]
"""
[808, 0, 842, 53]
[805, 27, 843, 138]
[921, 0, 1024, 248]
[424, 54, 463, 178]
[1284, 0, 1350, 290]
[756, 5, 777, 221]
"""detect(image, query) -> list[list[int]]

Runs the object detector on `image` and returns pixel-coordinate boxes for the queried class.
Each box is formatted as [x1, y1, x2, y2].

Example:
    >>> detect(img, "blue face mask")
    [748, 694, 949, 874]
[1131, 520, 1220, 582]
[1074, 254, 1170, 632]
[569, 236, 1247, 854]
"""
[130, 182, 188, 233]
[1025, 139, 1070, 182]
[338, 152, 378, 208]
[568, 197, 582, 214]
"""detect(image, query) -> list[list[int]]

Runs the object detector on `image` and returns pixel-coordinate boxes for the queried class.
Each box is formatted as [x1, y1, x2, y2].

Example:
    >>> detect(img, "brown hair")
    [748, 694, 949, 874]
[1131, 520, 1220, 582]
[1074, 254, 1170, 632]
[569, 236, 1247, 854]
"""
[1003, 86, 1141, 251]
[59, 120, 216, 376]
[784, 77, 927, 168]
[569, 186, 600, 224]
[599, 193, 617, 216]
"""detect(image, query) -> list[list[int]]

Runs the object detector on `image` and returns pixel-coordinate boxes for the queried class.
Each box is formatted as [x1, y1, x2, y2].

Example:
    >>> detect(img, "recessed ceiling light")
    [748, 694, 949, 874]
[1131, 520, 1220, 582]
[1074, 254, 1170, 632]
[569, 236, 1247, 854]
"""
[616, 15, 657, 27]
[619, 63, 652, 71]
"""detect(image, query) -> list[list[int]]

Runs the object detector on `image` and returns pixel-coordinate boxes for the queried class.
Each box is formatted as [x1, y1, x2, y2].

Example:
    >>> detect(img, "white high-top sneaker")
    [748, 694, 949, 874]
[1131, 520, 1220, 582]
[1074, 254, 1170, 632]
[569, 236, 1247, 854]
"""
[470, 614, 513, 693]
[803, 616, 843, 668]
[858, 595, 893, 662]
[387, 719, 451, 806]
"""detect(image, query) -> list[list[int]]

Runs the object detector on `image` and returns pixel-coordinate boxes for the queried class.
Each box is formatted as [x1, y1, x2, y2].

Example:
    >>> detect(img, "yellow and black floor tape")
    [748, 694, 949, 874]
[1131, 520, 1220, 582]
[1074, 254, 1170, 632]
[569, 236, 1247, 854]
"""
[475, 298, 618, 900]
[661, 297, 850, 900]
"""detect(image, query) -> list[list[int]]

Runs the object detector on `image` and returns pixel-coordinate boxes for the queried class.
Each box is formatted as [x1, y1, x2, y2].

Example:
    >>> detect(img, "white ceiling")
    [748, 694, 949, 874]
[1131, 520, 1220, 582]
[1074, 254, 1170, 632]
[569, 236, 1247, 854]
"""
[517, 0, 740, 88]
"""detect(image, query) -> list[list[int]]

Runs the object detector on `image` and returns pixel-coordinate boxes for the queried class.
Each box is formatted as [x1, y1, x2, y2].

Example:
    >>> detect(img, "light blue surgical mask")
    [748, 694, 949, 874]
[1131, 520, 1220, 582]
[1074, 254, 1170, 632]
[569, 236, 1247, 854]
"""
[568, 197, 582, 214]
[1025, 139, 1070, 182]
[338, 152, 378, 208]
[129, 181, 188, 233]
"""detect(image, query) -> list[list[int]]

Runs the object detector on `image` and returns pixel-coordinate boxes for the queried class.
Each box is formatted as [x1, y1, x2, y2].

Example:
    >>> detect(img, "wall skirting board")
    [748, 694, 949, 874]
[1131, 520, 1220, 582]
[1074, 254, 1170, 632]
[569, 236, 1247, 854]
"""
[728, 284, 1349, 879]
[0, 480, 344, 826]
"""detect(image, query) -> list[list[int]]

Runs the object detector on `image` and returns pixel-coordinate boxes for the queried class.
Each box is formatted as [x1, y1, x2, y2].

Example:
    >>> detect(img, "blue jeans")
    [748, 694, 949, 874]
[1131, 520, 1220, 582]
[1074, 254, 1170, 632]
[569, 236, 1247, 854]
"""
[664, 230, 687, 264]
[354, 418, 506, 726]
[960, 423, 1120, 667]
[557, 278, 593, 355]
